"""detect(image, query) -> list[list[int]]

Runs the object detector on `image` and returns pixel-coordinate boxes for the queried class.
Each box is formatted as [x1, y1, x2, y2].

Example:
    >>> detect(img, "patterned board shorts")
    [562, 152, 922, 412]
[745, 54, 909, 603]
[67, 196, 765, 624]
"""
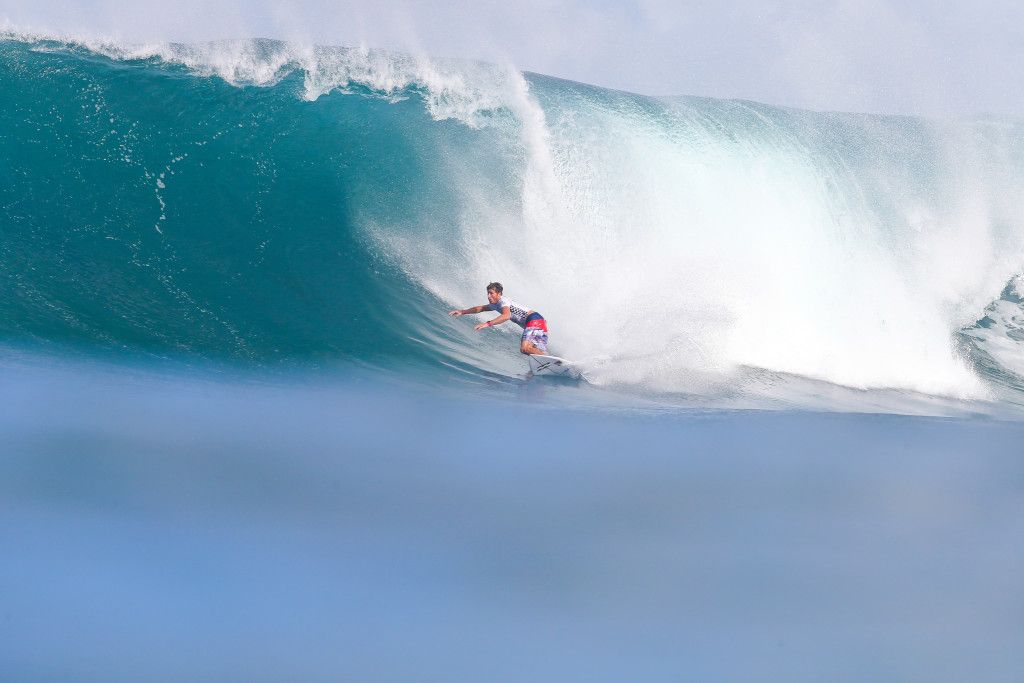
[522, 315, 548, 353]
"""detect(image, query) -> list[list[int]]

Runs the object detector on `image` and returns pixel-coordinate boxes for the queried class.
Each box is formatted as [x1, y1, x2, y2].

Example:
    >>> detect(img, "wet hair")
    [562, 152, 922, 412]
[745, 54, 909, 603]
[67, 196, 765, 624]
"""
[486, 282, 503, 294]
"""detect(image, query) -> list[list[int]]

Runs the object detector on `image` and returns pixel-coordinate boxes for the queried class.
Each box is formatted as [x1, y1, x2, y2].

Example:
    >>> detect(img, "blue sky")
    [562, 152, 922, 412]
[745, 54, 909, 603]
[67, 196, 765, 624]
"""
[2, 0, 1022, 116]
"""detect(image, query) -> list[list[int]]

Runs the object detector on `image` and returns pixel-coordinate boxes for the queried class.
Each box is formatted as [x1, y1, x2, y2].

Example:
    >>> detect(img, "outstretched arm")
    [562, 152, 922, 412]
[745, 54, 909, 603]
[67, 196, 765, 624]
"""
[449, 304, 489, 317]
[474, 307, 510, 331]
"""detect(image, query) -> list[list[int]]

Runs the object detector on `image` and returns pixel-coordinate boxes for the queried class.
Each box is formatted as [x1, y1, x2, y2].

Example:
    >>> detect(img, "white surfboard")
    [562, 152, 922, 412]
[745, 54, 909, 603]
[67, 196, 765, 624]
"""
[528, 354, 585, 379]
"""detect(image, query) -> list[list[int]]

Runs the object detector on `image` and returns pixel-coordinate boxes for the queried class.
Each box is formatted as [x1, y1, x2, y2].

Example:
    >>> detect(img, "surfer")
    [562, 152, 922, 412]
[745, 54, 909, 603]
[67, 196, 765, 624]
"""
[449, 282, 548, 355]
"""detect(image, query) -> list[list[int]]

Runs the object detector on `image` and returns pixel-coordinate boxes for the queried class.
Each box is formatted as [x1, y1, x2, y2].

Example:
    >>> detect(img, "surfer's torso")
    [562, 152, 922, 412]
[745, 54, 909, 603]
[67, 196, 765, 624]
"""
[487, 296, 548, 352]
[487, 296, 534, 327]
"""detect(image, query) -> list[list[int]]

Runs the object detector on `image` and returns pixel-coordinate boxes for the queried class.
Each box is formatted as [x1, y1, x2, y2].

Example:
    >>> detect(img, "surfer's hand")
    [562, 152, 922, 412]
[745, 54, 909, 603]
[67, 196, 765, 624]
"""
[448, 310, 462, 317]
[474, 322, 489, 331]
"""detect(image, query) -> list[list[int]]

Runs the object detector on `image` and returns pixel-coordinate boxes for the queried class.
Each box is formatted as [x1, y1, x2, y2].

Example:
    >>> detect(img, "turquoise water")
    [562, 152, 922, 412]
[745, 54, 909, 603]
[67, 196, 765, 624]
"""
[0, 40, 458, 366]
[3, 35, 1024, 680]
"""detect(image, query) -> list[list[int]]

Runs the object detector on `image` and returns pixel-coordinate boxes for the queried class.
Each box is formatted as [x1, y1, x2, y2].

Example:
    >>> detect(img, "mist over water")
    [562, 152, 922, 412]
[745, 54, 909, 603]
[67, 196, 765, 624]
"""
[6, 1, 1024, 117]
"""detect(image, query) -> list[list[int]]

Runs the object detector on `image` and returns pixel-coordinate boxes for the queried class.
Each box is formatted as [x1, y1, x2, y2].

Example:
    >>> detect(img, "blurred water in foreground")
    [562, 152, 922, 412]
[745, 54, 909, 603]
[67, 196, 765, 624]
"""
[2, 353, 1023, 682]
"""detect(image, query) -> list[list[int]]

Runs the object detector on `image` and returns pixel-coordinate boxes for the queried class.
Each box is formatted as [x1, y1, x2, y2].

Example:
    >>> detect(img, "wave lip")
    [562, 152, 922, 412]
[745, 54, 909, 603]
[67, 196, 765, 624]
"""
[1, 28, 526, 126]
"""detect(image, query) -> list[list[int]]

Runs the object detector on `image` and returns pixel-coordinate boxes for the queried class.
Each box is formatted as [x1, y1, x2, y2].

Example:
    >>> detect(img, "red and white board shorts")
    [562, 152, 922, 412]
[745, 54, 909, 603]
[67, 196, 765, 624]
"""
[522, 314, 548, 352]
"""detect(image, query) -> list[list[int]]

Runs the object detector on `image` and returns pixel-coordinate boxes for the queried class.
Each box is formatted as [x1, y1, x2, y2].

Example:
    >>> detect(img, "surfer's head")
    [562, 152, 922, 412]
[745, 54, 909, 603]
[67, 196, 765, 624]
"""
[487, 282, 503, 305]
[486, 282, 503, 304]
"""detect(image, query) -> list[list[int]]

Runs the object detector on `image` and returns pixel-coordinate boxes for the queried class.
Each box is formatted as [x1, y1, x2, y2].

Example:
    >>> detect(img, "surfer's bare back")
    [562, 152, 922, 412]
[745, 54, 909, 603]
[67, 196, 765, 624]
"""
[449, 282, 549, 355]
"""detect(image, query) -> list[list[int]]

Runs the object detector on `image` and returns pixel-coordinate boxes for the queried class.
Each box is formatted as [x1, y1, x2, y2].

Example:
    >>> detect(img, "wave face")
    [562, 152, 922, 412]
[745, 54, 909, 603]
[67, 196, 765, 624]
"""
[2, 36, 1024, 408]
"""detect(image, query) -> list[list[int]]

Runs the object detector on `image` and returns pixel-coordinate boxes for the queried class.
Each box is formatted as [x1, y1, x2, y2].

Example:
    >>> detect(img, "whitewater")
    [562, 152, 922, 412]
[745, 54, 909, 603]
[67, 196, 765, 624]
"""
[3, 31, 1024, 682]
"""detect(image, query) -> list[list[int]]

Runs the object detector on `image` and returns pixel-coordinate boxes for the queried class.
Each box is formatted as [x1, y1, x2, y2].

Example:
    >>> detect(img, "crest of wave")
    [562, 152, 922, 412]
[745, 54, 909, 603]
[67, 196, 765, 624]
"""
[1, 26, 523, 127]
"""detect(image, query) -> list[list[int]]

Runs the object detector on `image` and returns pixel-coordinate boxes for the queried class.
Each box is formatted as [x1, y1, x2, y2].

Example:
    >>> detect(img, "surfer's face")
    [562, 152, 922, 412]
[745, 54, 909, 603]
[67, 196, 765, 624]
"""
[487, 289, 501, 304]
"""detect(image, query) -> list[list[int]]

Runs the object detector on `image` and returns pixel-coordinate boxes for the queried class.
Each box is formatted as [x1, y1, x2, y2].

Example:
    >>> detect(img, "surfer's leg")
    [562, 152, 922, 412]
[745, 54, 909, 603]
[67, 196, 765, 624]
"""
[520, 322, 548, 355]
[520, 340, 544, 355]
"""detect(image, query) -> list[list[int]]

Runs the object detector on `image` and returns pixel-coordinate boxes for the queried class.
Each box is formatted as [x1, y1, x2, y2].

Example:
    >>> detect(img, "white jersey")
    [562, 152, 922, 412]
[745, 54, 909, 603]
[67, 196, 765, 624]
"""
[488, 296, 533, 327]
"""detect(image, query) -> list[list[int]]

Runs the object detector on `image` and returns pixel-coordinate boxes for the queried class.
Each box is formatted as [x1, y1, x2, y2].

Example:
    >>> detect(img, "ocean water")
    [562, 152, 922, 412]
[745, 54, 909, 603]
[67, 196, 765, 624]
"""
[2, 34, 1024, 680]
